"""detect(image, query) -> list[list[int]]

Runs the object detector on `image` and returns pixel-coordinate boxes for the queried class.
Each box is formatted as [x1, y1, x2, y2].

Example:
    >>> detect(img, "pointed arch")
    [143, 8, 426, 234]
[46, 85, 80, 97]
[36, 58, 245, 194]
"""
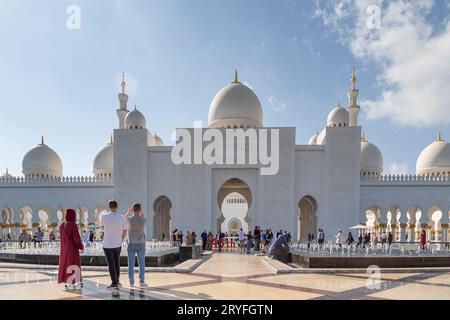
[297, 195, 318, 242]
[217, 178, 252, 233]
[153, 196, 172, 241]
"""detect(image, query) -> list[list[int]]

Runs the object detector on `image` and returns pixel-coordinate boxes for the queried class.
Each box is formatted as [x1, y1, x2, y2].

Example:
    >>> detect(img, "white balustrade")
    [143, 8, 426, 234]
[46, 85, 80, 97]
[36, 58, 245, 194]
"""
[288, 241, 449, 257]
[0, 240, 174, 256]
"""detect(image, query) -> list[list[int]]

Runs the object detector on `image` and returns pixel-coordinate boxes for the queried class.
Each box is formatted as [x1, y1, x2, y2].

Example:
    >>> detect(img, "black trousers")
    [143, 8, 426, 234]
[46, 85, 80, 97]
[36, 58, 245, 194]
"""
[103, 247, 122, 285]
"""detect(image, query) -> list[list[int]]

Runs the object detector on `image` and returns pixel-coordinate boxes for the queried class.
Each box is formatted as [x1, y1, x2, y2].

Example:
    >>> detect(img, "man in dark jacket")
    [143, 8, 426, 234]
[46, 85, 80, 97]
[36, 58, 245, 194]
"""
[254, 226, 261, 251]
[388, 232, 394, 247]
[201, 230, 208, 250]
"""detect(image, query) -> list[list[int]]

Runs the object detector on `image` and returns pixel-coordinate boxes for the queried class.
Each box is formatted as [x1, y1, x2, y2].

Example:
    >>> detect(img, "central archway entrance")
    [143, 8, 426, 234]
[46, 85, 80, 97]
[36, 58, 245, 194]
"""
[297, 196, 317, 241]
[217, 178, 252, 235]
[153, 196, 172, 241]
[220, 192, 249, 235]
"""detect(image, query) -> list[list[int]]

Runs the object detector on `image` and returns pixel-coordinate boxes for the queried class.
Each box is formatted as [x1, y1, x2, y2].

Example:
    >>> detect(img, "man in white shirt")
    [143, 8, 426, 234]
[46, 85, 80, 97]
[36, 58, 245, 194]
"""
[335, 229, 343, 248]
[100, 200, 128, 289]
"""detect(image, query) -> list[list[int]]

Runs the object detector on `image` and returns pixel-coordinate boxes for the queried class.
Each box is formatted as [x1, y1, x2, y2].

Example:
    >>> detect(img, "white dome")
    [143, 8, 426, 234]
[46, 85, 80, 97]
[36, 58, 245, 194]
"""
[416, 134, 450, 175]
[208, 73, 263, 128]
[22, 138, 63, 178]
[153, 134, 164, 146]
[317, 128, 326, 145]
[327, 105, 349, 127]
[308, 132, 319, 145]
[125, 106, 146, 129]
[361, 137, 383, 176]
[93, 139, 113, 178]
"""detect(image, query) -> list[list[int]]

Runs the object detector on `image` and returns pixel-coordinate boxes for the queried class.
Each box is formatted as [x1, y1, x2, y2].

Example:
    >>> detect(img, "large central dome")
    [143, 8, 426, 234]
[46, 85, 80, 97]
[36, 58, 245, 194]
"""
[208, 70, 263, 128]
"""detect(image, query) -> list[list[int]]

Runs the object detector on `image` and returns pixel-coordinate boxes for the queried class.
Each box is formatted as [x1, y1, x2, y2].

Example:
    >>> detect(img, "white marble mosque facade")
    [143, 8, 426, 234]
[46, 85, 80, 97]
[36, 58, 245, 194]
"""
[1, 71, 450, 243]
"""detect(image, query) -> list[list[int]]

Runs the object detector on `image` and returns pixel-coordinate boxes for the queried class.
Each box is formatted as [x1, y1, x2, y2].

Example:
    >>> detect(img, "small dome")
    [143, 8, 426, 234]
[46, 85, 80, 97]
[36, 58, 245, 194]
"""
[93, 138, 113, 178]
[361, 135, 383, 176]
[125, 106, 146, 129]
[208, 71, 263, 128]
[22, 137, 63, 178]
[153, 134, 164, 146]
[327, 105, 349, 127]
[308, 132, 319, 145]
[317, 128, 326, 145]
[416, 133, 450, 175]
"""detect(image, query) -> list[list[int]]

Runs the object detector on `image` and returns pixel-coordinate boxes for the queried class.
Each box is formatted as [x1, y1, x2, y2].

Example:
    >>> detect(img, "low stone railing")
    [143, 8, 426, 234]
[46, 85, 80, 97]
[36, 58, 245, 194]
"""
[361, 174, 450, 185]
[0, 176, 113, 185]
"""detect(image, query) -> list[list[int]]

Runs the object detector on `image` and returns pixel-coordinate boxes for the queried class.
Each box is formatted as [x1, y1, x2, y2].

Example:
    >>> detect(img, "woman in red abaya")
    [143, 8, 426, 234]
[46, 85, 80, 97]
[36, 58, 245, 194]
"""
[58, 209, 84, 289]
[419, 229, 427, 250]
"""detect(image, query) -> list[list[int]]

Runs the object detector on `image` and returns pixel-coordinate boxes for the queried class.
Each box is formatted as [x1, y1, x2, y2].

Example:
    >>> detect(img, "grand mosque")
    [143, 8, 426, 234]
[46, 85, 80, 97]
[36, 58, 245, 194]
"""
[1, 70, 450, 243]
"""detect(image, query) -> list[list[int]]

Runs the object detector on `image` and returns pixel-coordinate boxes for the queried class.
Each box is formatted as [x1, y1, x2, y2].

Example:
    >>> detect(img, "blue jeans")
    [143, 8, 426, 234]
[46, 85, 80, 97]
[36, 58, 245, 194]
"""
[127, 243, 145, 285]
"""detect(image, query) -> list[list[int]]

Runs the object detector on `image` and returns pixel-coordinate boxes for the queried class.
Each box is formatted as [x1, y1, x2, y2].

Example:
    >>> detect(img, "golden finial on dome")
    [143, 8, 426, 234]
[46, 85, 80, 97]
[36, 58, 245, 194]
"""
[232, 68, 239, 83]
[40, 135, 45, 145]
[121, 72, 126, 94]
[351, 67, 357, 89]
[437, 131, 443, 141]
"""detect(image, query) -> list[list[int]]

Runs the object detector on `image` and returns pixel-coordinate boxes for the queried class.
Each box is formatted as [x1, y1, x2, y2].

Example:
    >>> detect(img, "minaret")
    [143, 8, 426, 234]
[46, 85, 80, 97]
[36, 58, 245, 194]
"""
[116, 72, 129, 129]
[347, 68, 360, 127]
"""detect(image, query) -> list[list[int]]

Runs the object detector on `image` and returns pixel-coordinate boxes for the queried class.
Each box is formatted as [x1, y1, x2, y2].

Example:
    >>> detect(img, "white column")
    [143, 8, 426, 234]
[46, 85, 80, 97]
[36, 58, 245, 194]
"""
[441, 213, 449, 244]
[31, 207, 40, 232]
[379, 209, 388, 237]
[399, 219, 407, 242]
[442, 226, 448, 243]
[408, 224, 416, 242]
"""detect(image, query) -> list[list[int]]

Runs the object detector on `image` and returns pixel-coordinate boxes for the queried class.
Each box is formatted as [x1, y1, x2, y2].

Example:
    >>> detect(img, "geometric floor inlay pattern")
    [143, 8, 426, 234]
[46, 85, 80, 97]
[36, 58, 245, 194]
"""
[1, 253, 450, 300]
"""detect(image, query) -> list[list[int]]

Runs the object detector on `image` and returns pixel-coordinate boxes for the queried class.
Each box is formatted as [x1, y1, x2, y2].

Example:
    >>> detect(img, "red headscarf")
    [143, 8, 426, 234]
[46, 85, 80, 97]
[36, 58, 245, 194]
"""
[65, 209, 76, 222]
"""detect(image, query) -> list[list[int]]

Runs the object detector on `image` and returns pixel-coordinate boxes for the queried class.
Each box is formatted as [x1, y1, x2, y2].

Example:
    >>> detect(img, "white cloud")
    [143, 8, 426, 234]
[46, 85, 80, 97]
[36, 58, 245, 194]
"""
[301, 39, 321, 57]
[314, 0, 450, 127]
[267, 95, 287, 112]
[387, 162, 410, 175]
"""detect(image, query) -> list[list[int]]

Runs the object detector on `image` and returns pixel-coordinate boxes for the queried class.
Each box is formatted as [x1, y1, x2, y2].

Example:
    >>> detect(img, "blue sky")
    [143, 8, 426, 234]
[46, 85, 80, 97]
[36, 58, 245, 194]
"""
[0, 0, 449, 176]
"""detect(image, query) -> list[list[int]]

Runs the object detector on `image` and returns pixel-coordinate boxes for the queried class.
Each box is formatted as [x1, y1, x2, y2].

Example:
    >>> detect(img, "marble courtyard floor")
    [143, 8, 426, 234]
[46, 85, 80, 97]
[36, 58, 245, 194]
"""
[1, 253, 450, 300]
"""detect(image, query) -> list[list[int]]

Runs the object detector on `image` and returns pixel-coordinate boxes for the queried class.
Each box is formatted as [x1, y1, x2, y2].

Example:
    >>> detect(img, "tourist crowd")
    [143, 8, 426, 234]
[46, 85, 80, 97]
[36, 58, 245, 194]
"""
[310, 228, 430, 251]
[168, 226, 293, 256]
[1, 227, 98, 249]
